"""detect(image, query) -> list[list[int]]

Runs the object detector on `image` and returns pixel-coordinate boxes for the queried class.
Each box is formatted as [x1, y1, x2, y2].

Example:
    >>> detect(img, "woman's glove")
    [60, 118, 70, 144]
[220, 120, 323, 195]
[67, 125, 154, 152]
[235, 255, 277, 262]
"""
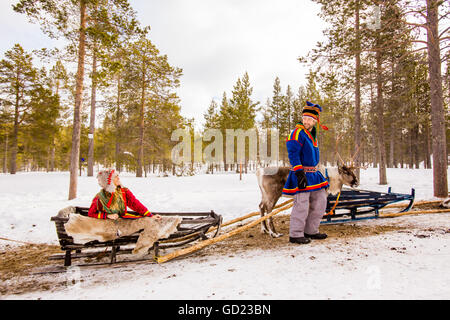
[295, 170, 308, 189]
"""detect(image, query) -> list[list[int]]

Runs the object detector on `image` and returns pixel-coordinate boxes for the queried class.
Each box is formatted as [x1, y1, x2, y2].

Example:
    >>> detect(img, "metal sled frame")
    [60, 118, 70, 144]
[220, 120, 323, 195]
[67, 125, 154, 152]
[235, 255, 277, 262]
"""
[322, 187, 415, 224]
[50, 207, 222, 267]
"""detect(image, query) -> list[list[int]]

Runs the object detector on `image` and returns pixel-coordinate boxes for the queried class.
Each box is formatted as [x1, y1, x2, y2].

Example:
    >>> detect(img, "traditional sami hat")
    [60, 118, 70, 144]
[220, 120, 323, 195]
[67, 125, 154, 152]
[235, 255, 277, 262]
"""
[303, 101, 328, 130]
[97, 169, 119, 193]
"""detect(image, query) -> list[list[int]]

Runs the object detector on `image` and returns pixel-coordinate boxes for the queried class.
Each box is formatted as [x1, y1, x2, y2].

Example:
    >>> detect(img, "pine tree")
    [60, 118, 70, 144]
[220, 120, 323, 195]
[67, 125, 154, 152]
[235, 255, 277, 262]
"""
[229, 72, 259, 172]
[14, 0, 141, 199]
[24, 83, 61, 168]
[124, 35, 182, 177]
[0, 44, 36, 174]
[269, 77, 283, 135]
[218, 92, 232, 170]
[203, 99, 219, 129]
[229, 72, 258, 130]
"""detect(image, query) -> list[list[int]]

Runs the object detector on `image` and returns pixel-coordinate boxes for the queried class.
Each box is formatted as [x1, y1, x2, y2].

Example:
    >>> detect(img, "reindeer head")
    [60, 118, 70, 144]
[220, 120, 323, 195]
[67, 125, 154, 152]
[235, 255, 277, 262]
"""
[335, 134, 362, 189]
[338, 164, 359, 188]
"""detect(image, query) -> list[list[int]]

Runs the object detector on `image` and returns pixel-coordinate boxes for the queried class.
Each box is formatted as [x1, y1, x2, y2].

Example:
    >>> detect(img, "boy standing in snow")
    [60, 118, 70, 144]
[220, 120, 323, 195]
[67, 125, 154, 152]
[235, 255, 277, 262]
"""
[282, 101, 329, 245]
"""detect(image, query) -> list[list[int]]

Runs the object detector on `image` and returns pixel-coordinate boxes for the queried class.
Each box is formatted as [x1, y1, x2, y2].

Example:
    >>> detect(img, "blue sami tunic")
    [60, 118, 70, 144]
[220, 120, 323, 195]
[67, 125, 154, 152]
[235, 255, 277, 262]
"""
[282, 124, 329, 197]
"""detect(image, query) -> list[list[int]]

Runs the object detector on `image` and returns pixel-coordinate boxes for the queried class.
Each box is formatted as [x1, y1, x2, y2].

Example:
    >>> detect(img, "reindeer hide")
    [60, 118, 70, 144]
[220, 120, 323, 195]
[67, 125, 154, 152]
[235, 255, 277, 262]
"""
[65, 214, 182, 256]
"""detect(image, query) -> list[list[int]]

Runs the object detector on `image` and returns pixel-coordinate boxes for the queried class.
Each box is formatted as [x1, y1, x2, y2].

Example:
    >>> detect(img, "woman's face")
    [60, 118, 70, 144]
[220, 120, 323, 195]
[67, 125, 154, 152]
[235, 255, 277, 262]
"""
[113, 175, 121, 186]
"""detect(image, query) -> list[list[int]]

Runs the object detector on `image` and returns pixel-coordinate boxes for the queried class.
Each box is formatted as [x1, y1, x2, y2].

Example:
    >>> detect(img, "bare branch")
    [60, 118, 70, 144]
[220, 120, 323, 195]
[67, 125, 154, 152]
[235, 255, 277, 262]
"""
[439, 27, 450, 39]
[402, 10, 427, 21]
[438, 11, 450, 22]
[411, 39, 429, 45]
[402, 20, 431, 34]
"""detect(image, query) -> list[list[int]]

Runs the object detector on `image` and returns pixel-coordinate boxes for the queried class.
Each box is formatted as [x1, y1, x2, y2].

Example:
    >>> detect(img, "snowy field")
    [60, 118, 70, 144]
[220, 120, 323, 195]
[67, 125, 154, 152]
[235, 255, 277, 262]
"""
[1, 167, 449, 300]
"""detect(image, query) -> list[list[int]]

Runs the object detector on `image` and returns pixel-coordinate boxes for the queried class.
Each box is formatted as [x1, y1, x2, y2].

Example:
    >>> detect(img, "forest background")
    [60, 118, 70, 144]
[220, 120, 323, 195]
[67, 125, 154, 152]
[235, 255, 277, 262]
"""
[0, 0, 448, 198]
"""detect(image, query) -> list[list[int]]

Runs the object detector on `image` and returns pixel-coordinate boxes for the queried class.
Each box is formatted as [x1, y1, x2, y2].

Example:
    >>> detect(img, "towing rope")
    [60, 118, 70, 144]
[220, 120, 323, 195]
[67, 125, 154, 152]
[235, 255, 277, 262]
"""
[0, 236, 36, 245]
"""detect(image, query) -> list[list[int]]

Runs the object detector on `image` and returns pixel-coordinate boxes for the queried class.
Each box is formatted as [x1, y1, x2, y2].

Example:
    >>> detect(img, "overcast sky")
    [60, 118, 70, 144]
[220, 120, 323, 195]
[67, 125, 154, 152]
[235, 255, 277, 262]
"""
[1, 0, 326, 127]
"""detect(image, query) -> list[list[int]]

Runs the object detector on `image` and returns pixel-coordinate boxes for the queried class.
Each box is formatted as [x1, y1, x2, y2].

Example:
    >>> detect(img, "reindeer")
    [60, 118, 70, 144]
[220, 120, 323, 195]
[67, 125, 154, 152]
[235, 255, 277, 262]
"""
[256, 139, 361, 238]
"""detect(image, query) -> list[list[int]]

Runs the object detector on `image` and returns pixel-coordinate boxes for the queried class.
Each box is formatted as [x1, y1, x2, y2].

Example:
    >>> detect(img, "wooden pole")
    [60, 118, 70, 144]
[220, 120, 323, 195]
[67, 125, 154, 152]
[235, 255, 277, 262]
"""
[383, 199, 443, 209]
[380, 209, 450, 218]
[155, 201, 294, 263]
[207, 199, 293, 234]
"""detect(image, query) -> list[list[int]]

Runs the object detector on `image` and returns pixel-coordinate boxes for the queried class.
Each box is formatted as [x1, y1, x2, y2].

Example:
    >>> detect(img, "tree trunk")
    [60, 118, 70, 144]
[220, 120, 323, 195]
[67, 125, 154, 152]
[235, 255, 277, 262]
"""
[369, 75, 377, 169]
[400, 132, 404, 168]
[413, 124, 420, 169]
[68, 0, 87, 200]
[4, 132, 8, 173]
[354, 0, 361, 180]
[426, 0, 448, 197]
[10, 85, 20, 174]
[136, 71, 145, 177]
[115, 75, 121, 172]
[373, 132, 378, 168]
[388, 59, 395, 169]
[376, 45, 387, 184]
[88, 44, 97, 177]
[408, 130, 413, 169]
[425, 121, 432, 169]
[50, 144, 55, 171]
[389, 122, 394, 168]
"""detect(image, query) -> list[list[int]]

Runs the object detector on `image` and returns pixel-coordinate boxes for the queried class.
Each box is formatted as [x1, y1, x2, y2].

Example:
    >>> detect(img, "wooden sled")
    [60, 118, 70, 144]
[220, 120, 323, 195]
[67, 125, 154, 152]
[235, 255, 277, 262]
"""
[49, 207, 222, 267]
[323, 187, 415, 224]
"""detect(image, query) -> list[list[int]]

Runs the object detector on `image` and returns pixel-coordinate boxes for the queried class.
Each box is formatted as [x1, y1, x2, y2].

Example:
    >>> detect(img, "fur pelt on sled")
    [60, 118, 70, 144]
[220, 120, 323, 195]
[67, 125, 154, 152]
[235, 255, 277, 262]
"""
[63, 211, 182, 256]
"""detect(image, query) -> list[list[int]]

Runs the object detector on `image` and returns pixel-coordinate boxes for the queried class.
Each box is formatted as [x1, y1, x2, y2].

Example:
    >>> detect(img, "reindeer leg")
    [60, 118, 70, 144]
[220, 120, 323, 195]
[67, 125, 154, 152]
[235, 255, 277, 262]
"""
[268, 217, 283, 238]
[267, 196, 283, 238]
[259, 202, 270, 234]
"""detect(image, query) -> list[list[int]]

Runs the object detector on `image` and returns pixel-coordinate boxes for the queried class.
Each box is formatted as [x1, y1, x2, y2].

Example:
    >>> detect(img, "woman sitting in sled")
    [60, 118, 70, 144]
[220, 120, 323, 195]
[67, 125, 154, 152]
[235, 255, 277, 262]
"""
[88, 169, 158, 220]
[65, 169, 182, 256]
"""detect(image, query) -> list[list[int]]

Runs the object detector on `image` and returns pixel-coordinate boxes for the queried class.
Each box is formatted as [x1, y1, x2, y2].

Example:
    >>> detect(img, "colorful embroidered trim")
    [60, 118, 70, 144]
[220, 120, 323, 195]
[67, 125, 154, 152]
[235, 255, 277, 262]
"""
[107, 169, 115, 186]
[282, 181, 329, 193]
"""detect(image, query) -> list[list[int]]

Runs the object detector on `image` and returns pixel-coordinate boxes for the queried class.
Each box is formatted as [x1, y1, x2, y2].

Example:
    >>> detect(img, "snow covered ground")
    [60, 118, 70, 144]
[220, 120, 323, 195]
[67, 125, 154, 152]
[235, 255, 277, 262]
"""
[1, 167, 449, 299]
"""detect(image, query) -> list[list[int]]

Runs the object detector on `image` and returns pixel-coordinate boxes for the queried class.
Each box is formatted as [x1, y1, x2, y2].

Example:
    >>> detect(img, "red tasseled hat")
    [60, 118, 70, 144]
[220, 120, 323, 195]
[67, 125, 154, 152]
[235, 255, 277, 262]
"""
[97, 169, 119, 193]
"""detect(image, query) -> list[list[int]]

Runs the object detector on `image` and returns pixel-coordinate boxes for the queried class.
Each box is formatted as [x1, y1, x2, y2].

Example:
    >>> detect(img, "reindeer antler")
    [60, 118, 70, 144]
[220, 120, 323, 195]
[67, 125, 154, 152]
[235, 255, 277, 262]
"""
[335, 134, 346, 166]
[349, 144, 362, 168]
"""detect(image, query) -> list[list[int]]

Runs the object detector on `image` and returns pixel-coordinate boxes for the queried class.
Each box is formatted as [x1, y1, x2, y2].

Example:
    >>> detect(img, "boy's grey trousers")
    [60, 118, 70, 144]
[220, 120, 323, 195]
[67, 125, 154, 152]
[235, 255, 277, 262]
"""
[289, 188, 328, 238]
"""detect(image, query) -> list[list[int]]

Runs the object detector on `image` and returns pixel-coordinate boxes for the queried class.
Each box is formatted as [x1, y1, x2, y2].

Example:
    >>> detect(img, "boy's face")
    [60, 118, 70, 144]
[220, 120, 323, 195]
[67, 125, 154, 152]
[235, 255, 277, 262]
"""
[302, 115, 317, 131]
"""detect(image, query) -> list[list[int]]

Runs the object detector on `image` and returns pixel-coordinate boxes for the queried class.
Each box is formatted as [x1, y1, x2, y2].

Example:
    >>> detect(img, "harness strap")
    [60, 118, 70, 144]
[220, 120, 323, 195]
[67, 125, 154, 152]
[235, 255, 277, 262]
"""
[324, 191, 341, 216]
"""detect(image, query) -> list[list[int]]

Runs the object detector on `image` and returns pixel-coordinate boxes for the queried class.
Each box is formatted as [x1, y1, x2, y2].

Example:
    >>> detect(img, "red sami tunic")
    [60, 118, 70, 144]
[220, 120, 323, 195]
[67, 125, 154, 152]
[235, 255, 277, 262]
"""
[88, 187, 153, 219]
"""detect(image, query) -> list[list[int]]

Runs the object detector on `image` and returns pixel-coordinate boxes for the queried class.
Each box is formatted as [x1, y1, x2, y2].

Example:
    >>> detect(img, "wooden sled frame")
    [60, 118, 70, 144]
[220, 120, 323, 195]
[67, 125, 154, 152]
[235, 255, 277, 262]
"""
[50, 207, 222, 266]
[323, 187, 415, 224]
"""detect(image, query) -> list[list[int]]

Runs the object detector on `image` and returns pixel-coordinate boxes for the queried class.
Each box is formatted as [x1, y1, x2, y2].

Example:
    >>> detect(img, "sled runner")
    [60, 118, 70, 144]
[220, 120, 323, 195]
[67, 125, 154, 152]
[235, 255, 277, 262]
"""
[49, 207, 222, 266]
[323, 187, 415, 223]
